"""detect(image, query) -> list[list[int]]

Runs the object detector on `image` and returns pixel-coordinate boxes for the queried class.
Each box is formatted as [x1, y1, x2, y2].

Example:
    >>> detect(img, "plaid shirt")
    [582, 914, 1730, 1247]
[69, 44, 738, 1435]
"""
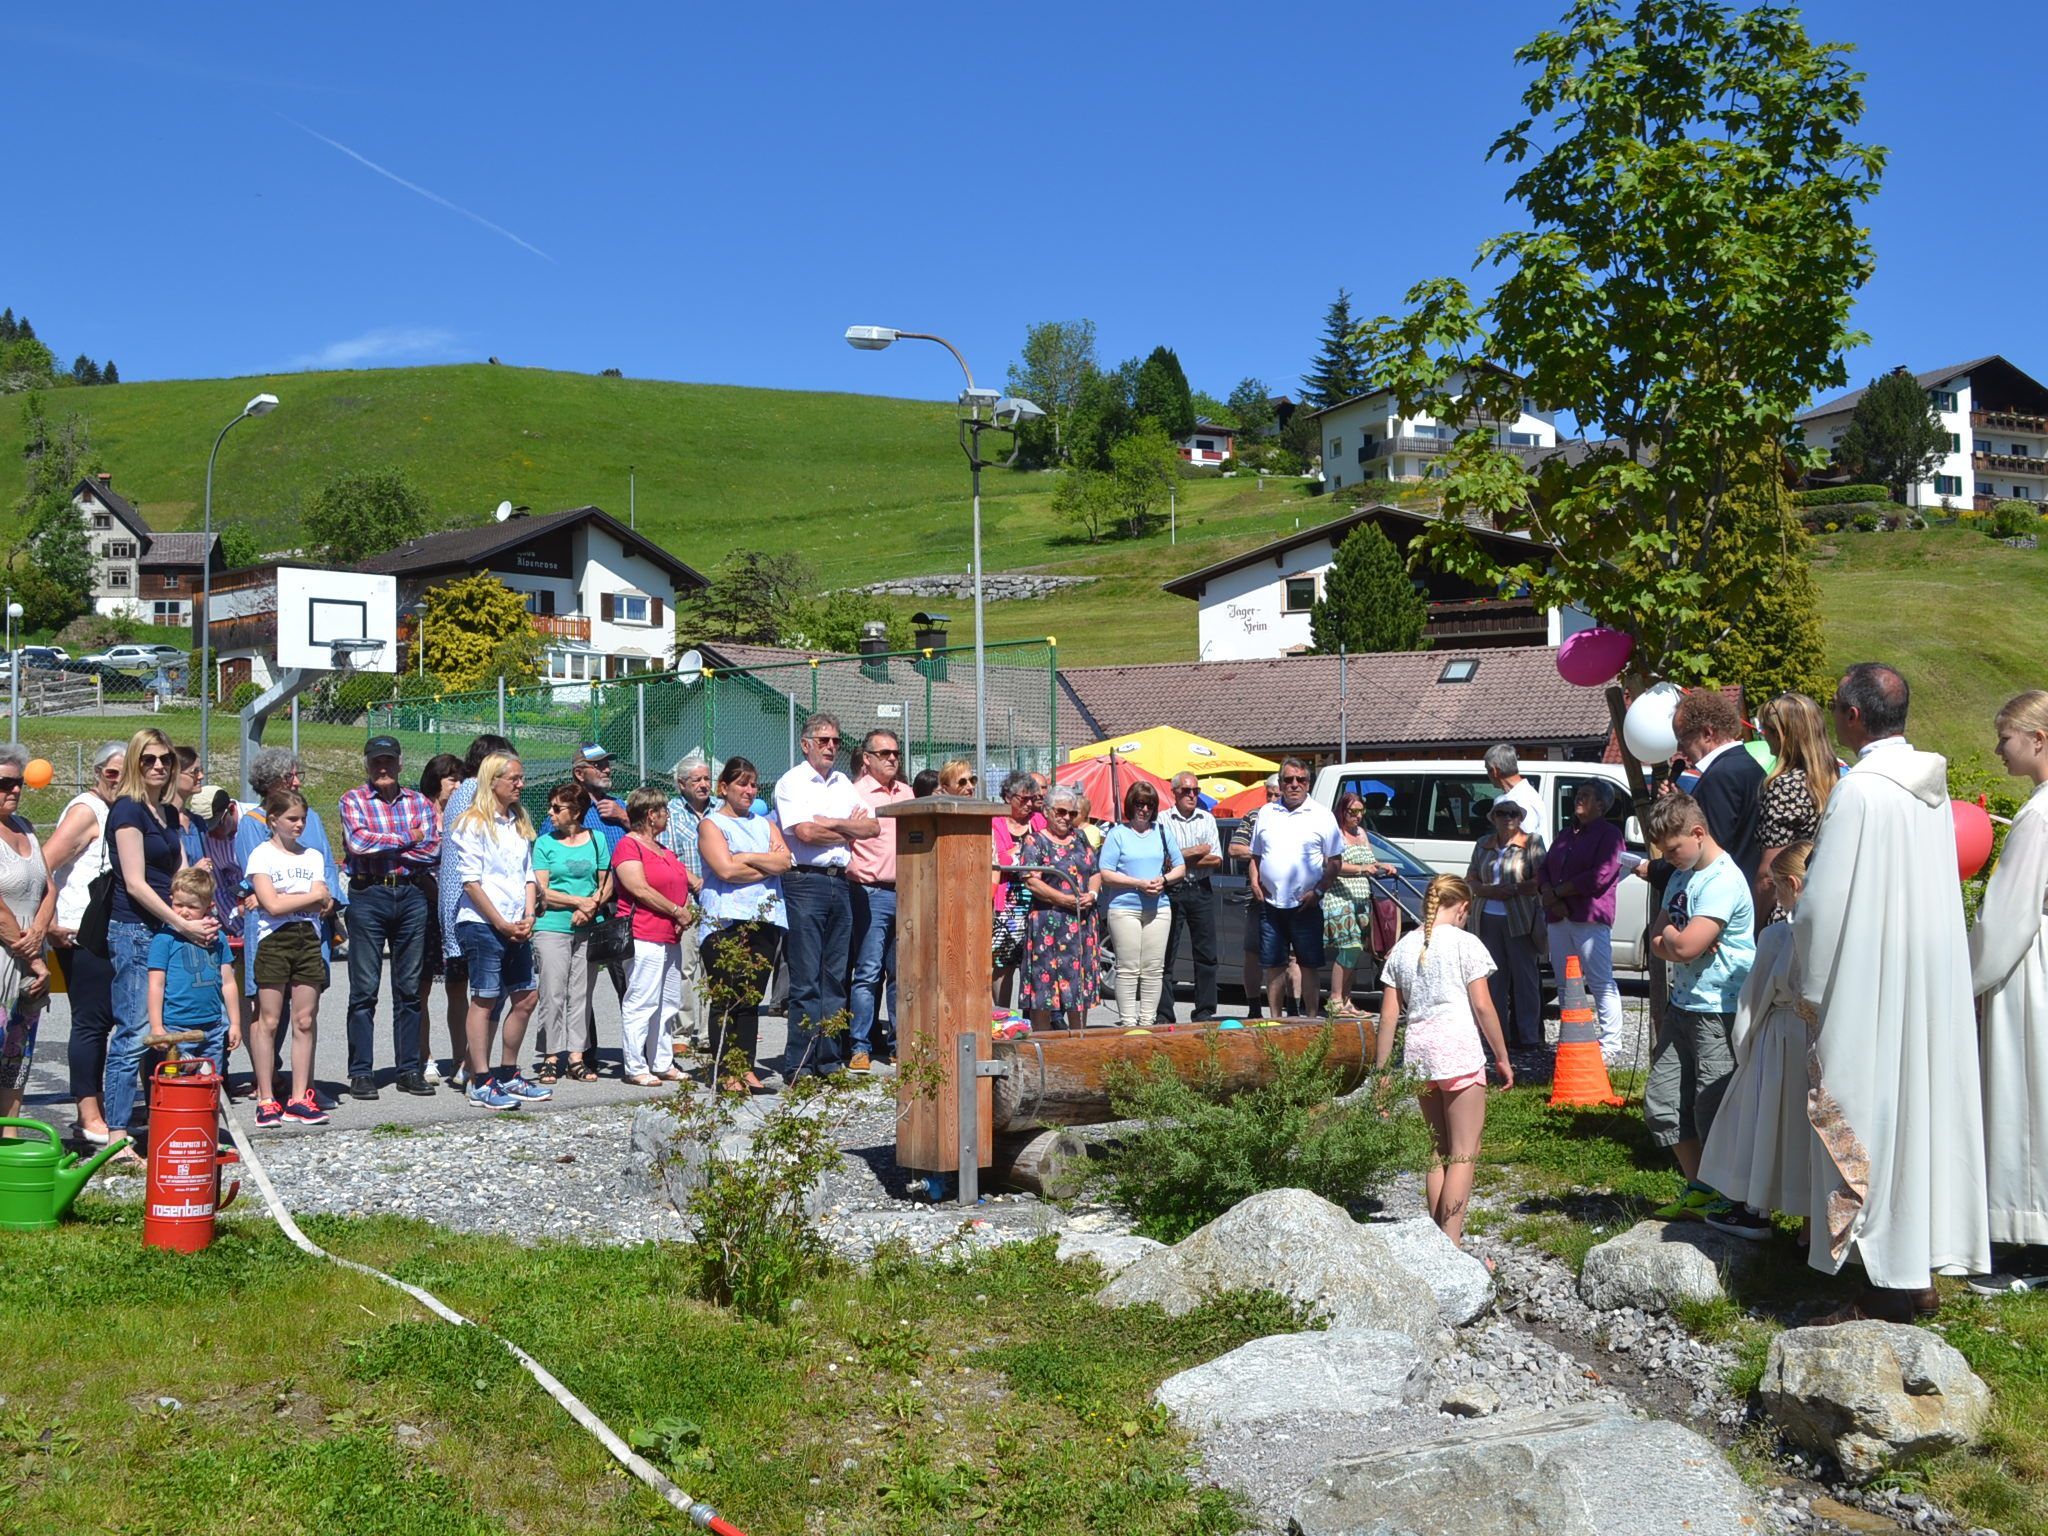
[659, 794, 709, 882]
[339, 783, 441, 877]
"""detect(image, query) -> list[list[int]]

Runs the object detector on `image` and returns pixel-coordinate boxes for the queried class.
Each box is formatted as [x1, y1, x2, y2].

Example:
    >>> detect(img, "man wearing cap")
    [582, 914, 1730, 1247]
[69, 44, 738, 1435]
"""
[185, 786, 246, 940]
[339, 736, 440, 1099]
[573, 744, 633, 1002]
[773, 713, 878, 1078]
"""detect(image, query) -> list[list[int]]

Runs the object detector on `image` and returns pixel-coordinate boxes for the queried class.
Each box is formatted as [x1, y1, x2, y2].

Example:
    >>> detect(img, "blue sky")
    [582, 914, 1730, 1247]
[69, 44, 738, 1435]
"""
[11, 2, 2043, 410]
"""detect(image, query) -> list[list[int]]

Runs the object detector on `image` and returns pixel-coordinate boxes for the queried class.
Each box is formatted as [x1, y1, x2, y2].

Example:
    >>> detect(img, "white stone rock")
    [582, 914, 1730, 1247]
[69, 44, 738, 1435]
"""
[1578, 1219, 1762, 1312]
[1154, 1328, 1431, 1431]
[1374, 1216, 1495, 1325]
[1054, 1231, 1166, 1277]
[1759, 1321, 1992, 1482]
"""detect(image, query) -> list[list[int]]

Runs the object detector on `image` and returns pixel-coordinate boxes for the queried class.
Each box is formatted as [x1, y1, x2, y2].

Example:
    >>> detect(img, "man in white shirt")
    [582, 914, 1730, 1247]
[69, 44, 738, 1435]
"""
[772, 713, 879, 1078]
[1484, 744, 1549, 844]
[1248, 757, 1343, 1019]
[1157, 773, 1223, 1023]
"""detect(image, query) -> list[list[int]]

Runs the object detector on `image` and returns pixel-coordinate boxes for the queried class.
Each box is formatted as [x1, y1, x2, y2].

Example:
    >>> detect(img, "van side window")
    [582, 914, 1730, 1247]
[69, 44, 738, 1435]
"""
[1554, 775, 1641, 851]
[1421, 775, 1502, 840]
[1340, 775, 1424, 839]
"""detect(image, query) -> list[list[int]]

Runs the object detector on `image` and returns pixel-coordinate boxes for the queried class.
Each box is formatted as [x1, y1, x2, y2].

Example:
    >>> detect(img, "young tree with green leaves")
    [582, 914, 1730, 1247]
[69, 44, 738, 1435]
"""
[304, 468, 432, 564]
[1302, 288, 1368, 409]
[781, 589, 910, 652]
[1005, 319, 1098, 465]
[1133, 347, 1196, 440]
[1836, 369, 1951, 506]
[12, 394, 96, 629]
[1107, 426, 1182, 537]
[1227, 377, 1277, 436]
[1310, 523, 1429, 654]
[1064, 366, 1137, 473]
[1189, 391, 1236, 428]
[1051, 469, 1113, 544]
[420, 573, 544, 690]
[217, 525, 263, 569]
[1352, 0, 1882, 690]
[672, 548, 813, 647]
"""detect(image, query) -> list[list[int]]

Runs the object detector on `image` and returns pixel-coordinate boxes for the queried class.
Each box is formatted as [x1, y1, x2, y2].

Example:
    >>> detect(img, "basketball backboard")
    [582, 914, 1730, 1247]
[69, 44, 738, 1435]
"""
[275, 566, 398, 674]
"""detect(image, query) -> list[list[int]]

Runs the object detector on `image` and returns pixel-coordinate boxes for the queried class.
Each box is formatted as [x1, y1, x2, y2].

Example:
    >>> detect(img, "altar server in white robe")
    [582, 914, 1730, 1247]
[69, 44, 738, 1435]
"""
[1969, 689, 2048, 1276]
[1795, 663, 1990, 1319]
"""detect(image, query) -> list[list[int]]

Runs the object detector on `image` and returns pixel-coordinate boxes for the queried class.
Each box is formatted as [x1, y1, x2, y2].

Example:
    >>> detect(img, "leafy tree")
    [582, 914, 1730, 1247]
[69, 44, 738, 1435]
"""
[673, 548, 812, 647]
[781, 588, 911, 652]
[101, 359, 119, 385]
[1132, 347, 1196, 440]
[1228, 377, 1276, 436]
[1064, 366, 1137, 473]
[1005, 319, 1098, 465]
[1051, 467, 1113, 543]
[420, 573, 543, 690]
[1697, 459, 1833, 703]
[70, 355, 101, 387]
[217, 525, 263, 569]
[304, 468, 431, 564]
[0, 334, 56, 395]
[1309, 522, 1428, 654]
[1836, 369, 1950, 506]
[11, 394, 95, 629]
[1106, 426, 1182, 537]
[1189, 391, 1237, 428]
[1351, 0, 1882, 689]
[1301, 288, 1367, 408]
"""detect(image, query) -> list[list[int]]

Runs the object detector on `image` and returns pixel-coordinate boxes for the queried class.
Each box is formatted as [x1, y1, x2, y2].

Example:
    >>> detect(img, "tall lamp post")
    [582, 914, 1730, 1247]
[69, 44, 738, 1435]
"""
[4, 593, 21, 745]
[200, 392, 279, 771]
[843, 327, 1041, 785]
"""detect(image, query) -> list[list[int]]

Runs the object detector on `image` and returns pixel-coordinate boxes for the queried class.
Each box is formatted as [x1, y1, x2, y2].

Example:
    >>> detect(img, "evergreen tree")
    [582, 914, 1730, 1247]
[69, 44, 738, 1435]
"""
[101, 359, 118, 385]
[0, 310, 14, 343]
[1227, 377, 1276, 435]
[1699, 451, 1833, 705]
[1064, 365, 1137, 472]
[71, 355, 101, 386]
[673, 548, 813, 646]
[1132, 346, 1196, 439]
[14, 315, 32, 341]
[1309, 522, 1428, 654]
[1302, 288, 1368, 408]
[1836, 369, 1951, 505]
[418, 573, 544, 689]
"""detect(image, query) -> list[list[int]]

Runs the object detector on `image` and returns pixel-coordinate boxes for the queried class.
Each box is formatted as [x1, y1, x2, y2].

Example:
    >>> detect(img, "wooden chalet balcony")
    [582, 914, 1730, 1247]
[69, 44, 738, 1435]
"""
[1973, 409, 2048, 436]
[397, 612, 593, 645]
[1423, 596, 1547, 644]
[1974, 450, 2048, 476]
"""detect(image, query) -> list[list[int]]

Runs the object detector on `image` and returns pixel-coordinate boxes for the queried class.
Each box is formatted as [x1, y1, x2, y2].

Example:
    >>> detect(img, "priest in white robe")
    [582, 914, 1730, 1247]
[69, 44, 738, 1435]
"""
[1795, 663, 1990, 1314]
[1970, 690, 2048, 1260]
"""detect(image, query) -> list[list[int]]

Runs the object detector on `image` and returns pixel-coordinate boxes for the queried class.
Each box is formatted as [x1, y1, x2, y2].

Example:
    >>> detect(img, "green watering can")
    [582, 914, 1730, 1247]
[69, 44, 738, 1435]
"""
[0, 1118, 132, 1231]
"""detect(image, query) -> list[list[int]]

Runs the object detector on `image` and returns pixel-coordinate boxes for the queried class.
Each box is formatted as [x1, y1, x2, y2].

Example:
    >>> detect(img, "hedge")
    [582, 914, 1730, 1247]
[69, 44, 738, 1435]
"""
[1793, 484, 1894, 507]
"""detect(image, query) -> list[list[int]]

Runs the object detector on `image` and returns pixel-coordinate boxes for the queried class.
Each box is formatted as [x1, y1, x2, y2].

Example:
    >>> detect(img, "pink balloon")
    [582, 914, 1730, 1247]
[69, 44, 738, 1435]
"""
[1953, 799, 1995, 881]
[1557, 627, 1635, 688]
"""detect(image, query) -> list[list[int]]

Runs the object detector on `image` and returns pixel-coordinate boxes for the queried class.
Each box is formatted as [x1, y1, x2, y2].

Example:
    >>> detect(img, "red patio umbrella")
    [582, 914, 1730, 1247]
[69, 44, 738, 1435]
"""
[1054, 755, 1173, 823]
[1211, 783, 1271, 819]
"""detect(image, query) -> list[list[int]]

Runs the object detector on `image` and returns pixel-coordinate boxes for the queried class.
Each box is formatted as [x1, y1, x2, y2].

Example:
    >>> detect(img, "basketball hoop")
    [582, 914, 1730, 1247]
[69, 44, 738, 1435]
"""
[329, 638, 388, 673]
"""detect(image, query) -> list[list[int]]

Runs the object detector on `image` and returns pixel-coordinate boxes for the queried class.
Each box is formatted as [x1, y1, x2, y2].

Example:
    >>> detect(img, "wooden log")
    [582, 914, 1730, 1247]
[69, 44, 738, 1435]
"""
[990, 1016, 1377, 1132]
[987, 1127, 1096, 1198]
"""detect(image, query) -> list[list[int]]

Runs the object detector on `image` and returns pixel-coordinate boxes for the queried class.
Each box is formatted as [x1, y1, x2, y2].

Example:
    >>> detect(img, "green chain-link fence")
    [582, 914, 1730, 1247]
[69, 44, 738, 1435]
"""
[369, 639, 1060, 810]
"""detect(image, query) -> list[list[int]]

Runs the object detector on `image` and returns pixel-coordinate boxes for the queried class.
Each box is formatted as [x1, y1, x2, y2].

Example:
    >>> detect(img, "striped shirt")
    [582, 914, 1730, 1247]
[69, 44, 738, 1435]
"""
[340, 784, 441, 877]
[659, 794, 710, 882]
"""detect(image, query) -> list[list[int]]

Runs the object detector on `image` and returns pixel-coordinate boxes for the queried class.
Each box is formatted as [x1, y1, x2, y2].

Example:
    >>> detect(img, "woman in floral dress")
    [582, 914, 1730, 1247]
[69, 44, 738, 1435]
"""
[1020, 786, 1100, 1029]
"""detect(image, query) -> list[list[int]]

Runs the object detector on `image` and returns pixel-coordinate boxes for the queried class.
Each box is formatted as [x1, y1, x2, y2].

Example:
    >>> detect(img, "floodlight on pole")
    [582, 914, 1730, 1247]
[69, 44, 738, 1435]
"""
[843, 326, 1041, 787]
[200, 391, 281, 772]
[5, 596, 21, 745]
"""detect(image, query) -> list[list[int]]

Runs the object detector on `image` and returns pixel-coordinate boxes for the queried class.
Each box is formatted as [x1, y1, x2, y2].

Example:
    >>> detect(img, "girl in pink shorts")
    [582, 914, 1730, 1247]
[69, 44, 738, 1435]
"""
[1375, 874, 1515, 1245]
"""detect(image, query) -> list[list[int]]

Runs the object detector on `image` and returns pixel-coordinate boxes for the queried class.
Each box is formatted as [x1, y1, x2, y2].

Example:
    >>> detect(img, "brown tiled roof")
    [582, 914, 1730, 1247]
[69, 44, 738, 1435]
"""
[358, 505, 707, 591]
[1059, 646, 1612, 757]
[72, 477, 152, 538]
[1161, 503, 1548, 600]
[138, 531, 217, 568]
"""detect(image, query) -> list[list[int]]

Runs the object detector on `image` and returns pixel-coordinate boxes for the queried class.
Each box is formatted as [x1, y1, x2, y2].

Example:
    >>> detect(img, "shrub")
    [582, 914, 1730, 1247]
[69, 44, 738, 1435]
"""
[1793, 483, 1893, 507]
[1823, 521, 1839, 533]
[226, 681, 261, 712]
[325, 671, 396, 721]
[1985, 500, 2038, 539]
[1851, 511, 1880, 532]
[1101, 1024, 1424, 1241]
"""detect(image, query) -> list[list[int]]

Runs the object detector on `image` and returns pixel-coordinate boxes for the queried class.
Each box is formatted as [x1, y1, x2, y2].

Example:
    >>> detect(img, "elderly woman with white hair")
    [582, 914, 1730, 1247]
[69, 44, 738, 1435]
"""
[0, 745, 52, 1125]
[1536, 779, 1629, 1057]
[1019, 784, 1101, 1029]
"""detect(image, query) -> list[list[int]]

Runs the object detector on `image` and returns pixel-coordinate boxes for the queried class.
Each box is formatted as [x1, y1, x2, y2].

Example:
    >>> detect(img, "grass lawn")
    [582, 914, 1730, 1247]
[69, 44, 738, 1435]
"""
[0, 1204, 1306, 1536]
[1470, 1081, 2048, 1535]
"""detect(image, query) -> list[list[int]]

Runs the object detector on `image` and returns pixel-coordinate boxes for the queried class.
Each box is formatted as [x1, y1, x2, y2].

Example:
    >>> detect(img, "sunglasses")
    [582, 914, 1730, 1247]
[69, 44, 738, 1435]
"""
[810, 735, 841, 746]
[98, 766, 123, 780]
[869, 748, 901, 758]
[140, 752, 175, 768]
[1279, 776, 1309, 786]
[0, 779, 21, 793]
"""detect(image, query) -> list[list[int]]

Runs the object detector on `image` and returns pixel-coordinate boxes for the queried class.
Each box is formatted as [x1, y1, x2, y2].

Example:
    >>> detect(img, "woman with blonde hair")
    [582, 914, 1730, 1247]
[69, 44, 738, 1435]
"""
[938, 758, 978, 797]
[449, 754, 545, 1112]
[1374, 874, 1514, 1245]
[1968, 690, 2048, 1288]
[1755, 692, 1837, 922]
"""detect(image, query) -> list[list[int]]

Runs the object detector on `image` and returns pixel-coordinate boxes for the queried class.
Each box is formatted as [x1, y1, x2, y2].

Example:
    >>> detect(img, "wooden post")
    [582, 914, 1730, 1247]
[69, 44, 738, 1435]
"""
[882, 798, 1002, 1176]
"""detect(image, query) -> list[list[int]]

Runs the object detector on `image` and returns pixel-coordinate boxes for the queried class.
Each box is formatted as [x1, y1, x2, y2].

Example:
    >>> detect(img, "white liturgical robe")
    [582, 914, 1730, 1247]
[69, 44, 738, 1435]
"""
[1971, 777, 2048, 1246]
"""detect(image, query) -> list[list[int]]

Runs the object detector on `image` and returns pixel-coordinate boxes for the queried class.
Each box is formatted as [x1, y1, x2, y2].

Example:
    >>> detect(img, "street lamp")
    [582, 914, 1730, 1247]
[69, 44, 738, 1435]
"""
[200, 392, 279, 771]
[4, 595, 21, 745]
[843, 326, 1041, 787]
[404, 597, 430, 677]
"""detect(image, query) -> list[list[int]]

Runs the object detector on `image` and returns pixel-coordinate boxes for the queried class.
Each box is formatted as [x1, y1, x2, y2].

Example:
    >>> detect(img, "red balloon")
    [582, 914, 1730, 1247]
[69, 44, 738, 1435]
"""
[1953, 799, 1995, 881]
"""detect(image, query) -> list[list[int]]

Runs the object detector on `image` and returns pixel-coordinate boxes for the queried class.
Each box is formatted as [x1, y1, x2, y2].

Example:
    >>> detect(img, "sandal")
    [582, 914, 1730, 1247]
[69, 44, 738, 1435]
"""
[536, 1060, 561, 1086]
[719, 1076, 750, 1096]
[656, 1068, 686, 1082]
[624, 1073, 664, 1087]
[566, 1058, 600, 1082]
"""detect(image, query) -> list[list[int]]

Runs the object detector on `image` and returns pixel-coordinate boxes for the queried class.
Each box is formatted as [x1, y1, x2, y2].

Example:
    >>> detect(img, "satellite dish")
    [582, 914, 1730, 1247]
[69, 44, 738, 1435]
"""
[495, 500, 514, 523]
[676, 648, 703, 685]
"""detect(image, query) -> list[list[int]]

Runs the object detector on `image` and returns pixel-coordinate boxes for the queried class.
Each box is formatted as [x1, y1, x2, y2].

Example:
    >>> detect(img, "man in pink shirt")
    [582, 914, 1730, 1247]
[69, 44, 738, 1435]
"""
[848, 728, 914, 1071]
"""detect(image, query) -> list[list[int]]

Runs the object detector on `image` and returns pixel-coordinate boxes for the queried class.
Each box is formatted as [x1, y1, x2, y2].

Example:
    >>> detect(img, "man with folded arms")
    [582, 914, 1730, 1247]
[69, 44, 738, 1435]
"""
[339, 735, 440, 1099]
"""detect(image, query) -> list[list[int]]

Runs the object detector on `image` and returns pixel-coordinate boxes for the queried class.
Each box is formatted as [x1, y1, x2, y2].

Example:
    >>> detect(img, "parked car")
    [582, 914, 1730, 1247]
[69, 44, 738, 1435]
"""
[83, 643, 185, 673]
[16, 645, 68, 670]
[1309, 758, 1649, 970]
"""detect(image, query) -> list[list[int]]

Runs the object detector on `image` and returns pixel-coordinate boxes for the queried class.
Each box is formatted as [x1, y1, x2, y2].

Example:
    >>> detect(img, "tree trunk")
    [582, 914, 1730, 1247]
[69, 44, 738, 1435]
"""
[988, 1128, 1095, 1198]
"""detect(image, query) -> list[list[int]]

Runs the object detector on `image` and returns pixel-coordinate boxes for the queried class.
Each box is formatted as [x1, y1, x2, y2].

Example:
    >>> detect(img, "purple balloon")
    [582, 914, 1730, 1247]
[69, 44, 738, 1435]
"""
[1557, 627, 1634, 687]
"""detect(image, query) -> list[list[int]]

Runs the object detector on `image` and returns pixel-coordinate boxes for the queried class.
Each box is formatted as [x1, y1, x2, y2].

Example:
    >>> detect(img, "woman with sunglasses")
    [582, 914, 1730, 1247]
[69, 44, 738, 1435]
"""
[0, 746, 52, 1126]
[104, 728, 218, 1141]
[43, 740, 123, 1143]
[1020, 785, 1100, 1029]
[1328, 793, 1399, 1015]
[991, 772, 1043, 1009]
[938, 759, 978, 797]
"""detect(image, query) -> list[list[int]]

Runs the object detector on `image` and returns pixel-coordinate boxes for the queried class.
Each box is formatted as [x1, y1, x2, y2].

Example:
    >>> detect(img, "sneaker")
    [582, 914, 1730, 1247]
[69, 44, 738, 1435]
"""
[254, 1099, 284, 1128]
[1704, 1203, 1774, 1241]
[422, 1060, 445, 1084]
[847, 1052, 873, 1074]
[1966, 1272, 2032, 1296]
[450, 1067, 471, 1091]
[281, 1094, 328, 1126]
[1651, 1183, 1718, 1223]
[498, 1071, 553, 1102]
[467, 1079, 519, 1112]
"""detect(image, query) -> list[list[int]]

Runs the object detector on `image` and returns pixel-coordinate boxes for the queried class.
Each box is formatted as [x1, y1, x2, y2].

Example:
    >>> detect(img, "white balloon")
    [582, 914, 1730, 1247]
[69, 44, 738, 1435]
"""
[1622, 681, 1684, 763]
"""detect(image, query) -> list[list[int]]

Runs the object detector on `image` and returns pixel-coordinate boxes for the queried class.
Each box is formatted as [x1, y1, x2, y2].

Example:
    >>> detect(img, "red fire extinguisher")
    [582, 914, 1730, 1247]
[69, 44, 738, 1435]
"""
[143, 1032, 240, 1254]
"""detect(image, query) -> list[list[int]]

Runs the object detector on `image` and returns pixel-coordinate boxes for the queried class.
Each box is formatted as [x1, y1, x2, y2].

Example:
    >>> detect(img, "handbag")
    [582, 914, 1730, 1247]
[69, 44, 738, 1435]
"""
[587, 896, 634, 965]
[77, 869, 115, 958]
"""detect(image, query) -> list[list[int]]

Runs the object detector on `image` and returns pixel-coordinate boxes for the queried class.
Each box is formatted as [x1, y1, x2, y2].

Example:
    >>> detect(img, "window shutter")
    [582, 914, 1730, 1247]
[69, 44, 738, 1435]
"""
[601, 592, 615, 622]
[539, 588, 556, 616]
[652, 596, 664, 625]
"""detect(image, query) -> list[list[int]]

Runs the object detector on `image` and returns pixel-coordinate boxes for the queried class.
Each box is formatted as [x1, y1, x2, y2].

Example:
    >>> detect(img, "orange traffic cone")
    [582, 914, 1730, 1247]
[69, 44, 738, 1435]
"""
[1549, 954, 1623, 1107]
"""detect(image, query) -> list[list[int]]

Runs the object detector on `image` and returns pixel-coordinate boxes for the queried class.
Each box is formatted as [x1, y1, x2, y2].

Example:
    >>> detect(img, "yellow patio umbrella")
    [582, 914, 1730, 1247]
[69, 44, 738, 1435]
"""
[1067, 726, 1278, 780]
[1197, 775, 1251, 801]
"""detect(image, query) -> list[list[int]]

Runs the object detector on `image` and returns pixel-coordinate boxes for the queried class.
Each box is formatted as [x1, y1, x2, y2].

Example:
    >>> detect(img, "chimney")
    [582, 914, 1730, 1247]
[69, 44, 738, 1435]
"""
[97, 472, 111, 485]
[857, 619, 889, 681]
[912, 611, 950, 682]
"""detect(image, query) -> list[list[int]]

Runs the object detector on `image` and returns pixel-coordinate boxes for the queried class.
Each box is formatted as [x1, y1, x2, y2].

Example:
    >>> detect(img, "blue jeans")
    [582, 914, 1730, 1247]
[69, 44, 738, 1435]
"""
[103, 919, 157, 1131]
[848, 882, 897, 1057]
[780, 869, 851, 1076]
[456, 921, 535, 1013]
[344, 882, 427, 1078]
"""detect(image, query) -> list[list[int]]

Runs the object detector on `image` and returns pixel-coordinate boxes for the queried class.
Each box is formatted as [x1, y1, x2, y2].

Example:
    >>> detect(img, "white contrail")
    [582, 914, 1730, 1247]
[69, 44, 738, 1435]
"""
[281, 115, 555, 263]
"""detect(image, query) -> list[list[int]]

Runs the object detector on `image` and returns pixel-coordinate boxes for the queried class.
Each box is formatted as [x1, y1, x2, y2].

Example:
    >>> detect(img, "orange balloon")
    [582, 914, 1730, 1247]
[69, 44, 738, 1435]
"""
[22, 758, 52, 790]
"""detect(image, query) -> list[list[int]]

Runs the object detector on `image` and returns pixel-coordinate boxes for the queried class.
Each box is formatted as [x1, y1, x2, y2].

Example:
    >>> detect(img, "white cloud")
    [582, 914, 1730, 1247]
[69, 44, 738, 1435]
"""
[289, 326, 461, 371]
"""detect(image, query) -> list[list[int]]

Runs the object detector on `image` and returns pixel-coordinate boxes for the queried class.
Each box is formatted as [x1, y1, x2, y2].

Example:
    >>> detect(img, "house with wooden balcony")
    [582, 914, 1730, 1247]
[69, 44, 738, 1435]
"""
[1309, 369, 1558, 491]
[1796, 355, 2048, 511]
[1161, 502, 1594, 663]
[199, 504, 706, 695]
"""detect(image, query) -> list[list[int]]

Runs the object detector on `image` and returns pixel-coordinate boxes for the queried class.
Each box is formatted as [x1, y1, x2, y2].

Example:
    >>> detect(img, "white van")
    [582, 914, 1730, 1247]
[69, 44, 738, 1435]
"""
[1309, 758, 1650, 971]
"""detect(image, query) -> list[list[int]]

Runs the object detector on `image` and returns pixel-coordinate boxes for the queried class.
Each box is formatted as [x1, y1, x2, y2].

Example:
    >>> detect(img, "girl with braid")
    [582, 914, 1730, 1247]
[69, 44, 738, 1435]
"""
[1375, 874, 1515, 1245]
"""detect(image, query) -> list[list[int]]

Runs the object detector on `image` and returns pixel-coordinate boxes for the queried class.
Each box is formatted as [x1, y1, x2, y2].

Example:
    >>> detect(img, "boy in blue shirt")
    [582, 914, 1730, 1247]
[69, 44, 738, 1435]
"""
[147, 867, 243, 1074]
[1642, 791, 1760, 1233]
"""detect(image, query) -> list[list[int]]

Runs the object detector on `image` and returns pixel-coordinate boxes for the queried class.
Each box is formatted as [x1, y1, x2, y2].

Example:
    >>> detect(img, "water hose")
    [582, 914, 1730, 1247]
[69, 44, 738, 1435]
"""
[215, 1101, 751, 1536]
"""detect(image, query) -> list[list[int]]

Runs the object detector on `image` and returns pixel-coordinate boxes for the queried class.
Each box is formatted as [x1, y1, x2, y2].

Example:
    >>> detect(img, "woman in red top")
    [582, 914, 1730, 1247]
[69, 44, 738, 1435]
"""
[611, 787, 694, 1087]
